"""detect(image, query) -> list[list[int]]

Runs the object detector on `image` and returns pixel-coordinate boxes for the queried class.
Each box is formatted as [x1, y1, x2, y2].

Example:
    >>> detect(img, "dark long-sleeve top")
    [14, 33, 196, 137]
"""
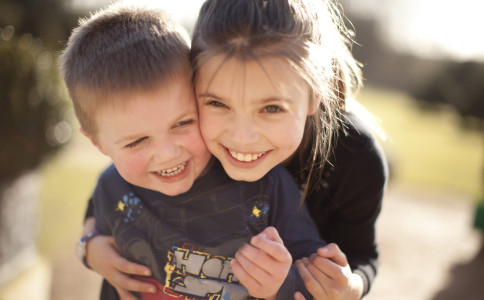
[287, 111, 388, 296]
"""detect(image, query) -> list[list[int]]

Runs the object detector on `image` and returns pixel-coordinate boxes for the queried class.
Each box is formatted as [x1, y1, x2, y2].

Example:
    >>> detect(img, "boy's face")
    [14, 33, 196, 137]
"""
[195, 56, 315, 182]
[91, 76, 211, 196]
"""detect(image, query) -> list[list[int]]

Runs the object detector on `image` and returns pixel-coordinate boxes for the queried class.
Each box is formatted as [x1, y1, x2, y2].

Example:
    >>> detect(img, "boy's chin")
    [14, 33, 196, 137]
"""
[150, 181, 195, 196]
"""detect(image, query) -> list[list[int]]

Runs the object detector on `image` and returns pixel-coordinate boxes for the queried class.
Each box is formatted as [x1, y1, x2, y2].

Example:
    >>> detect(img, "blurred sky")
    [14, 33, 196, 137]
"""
[343, 0, 484, 61]
[70, 0, 484, 62]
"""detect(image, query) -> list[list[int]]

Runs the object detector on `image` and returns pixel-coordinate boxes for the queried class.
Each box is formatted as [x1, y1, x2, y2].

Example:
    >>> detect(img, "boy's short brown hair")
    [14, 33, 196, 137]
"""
[59, 2, 192, 139]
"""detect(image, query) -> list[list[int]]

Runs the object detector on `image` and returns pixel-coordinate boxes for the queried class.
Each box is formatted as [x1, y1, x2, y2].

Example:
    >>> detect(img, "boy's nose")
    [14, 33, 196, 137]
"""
[153, 137, 181, 163]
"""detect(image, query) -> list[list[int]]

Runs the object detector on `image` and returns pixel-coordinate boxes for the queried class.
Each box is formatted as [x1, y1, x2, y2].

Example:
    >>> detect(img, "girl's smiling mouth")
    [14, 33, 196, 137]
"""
[226, 147, 269, 162]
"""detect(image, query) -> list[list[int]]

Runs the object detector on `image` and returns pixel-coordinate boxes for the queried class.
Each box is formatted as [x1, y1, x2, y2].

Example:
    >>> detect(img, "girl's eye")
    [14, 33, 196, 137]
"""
[125, 137, 147, 149]
[207, 100, 227, 108]
[263, 105, 283, 113]
[174, 119, 194, 128]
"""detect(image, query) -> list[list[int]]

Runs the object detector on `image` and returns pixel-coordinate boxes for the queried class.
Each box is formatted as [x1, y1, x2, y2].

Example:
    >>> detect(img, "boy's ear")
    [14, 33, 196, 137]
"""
[80, 128, 107, 155]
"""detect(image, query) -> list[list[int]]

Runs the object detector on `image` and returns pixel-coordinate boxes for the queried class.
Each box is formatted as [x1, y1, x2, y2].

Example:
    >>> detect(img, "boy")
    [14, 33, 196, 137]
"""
[59, 3, 324, 299]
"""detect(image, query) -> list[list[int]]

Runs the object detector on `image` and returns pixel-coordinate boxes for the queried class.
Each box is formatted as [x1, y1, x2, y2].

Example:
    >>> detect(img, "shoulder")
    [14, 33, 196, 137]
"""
[265, 164, 296, 184]
[264, 165, 301, 199]
[94, 164, 132, 200]
[334, 111, 388, 185]
[98, 164, 125, 186]
[339, 111, 378, 151]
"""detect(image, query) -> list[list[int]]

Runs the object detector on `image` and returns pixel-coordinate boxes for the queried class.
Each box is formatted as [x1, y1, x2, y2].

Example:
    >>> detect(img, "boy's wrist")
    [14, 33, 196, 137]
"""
[77, 229, 99, 268]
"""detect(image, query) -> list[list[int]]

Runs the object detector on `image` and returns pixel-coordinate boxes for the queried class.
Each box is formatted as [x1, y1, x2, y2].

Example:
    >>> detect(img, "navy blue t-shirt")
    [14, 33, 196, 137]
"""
[93, 158, 325, 300]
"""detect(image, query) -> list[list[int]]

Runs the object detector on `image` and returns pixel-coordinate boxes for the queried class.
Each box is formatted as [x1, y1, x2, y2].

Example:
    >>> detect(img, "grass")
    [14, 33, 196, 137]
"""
[358, 87, 483, 197]
[37, 136, 110, 258]
[36, 87, 483, 260]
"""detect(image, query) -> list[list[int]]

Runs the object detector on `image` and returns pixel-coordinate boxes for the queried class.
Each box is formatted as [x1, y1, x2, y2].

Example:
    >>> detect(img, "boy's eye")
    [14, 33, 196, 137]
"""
[124, 137, 147, 149]
[207, 100, 227, 108]
[174, 119, 194, 128]
[263, 105, 283, 113]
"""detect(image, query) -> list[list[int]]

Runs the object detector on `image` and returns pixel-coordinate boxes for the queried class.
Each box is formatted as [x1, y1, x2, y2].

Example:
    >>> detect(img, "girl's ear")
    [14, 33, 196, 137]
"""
[307, 94, 320, 115]
[80, 128, 107, 155]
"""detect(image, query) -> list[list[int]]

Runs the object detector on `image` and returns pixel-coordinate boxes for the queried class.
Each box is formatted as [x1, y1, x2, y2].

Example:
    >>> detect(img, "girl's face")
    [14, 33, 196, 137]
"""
[195, 55, 316, 182]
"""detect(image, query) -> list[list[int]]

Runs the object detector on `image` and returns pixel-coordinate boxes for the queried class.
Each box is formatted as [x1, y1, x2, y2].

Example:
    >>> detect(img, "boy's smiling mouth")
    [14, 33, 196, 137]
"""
[156, 161, 188, 177]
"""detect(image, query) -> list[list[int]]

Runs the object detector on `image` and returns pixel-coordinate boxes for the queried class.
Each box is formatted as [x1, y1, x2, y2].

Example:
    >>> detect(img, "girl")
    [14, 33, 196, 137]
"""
[82, 0, 387, 299]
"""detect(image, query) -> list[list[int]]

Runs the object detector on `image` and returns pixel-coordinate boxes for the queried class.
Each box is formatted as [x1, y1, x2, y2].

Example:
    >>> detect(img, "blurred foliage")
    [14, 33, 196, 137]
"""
[0, 27, 72, 183]
[0, 0, 81, 182]
[348, 16, 484, 123]
[414, 61, 484, 121]
[0, 0, 80, 51]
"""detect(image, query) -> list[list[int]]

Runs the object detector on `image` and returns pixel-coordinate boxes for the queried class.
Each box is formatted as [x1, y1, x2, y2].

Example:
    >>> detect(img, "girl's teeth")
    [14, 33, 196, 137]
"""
[230, 150, 264, 162]
[157, 162, 187, 177]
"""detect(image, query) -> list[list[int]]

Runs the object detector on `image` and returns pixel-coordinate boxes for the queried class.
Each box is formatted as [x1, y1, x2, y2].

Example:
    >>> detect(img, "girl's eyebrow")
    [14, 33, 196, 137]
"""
[259, 97, 294, 104]
[198, 92, 294, 104]
[196, 92, 219, 99]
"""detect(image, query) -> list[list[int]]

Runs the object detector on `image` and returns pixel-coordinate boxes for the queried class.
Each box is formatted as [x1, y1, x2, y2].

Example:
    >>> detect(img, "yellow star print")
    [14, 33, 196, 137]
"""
[116, 201, 126, 212]
[252, 206, 261, 218]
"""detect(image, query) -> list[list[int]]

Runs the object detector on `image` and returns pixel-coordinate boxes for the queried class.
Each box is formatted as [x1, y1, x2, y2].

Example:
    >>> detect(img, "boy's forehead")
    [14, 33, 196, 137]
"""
[109, 77, 196, 111]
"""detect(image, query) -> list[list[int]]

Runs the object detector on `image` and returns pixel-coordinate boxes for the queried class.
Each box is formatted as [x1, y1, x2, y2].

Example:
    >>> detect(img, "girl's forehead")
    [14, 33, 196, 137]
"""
[196, 54, 310, 102]
[198, 54, 301, 80]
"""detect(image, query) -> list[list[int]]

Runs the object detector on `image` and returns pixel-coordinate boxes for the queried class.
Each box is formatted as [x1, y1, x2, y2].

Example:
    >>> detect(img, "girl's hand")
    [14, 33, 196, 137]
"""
[294, 243, 364, 300]
[85, 235, 157, 300]
[231, 226, 292, 300]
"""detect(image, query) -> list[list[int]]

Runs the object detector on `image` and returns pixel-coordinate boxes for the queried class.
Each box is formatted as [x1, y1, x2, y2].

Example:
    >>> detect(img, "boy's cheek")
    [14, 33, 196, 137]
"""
[115, 155, 146, 176]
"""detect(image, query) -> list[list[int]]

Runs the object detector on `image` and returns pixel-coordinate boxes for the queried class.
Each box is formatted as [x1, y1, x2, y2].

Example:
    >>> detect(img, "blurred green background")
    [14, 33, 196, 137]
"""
[0, 0, 483, 299]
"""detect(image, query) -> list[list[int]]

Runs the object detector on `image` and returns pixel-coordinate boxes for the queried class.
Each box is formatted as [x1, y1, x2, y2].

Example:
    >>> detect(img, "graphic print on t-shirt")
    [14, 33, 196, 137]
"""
[137, 243, 250, 300]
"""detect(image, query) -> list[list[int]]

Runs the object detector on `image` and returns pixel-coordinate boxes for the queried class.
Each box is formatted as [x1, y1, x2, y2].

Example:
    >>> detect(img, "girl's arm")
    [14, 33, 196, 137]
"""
[231, 227, 293, 300]
[82, 208, 157, 298]
[294, 245, 364, 300]
[304, 112, 388, 298]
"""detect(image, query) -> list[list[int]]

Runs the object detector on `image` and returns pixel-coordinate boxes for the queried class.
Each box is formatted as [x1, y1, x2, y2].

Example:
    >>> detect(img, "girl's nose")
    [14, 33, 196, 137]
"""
[229, 115, 260, 145]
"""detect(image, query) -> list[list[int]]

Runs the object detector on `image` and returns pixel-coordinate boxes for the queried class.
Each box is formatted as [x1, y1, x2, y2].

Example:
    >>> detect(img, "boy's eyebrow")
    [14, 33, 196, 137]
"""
[115, 134, 146, 146]
[114, 110, 197, 146]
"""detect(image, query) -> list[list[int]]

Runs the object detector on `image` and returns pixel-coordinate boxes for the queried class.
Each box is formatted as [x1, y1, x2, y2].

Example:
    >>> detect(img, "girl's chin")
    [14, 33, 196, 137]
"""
[223, 166, 268, 182]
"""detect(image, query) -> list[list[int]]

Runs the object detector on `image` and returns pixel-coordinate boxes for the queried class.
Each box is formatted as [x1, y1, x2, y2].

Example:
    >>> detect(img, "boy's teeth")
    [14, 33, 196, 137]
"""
[229, 150, 264, 162]
[157, 162, 187, 177]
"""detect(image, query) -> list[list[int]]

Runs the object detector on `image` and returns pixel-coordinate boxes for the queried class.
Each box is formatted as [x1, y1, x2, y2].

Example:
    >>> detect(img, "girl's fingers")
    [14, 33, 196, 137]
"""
[316, 243, 348, 267]
[113, 255, 152, 276]
[231, 258, 262, 290]
[294, 291, 307, 300]
[258, 226, 284, 243]
[234, 246, 271, 282]
[295, 259, 329, 299]
[115, 286, 140, 300]
[110, 271, 156, 293]
[249, 234, 292, 264]
[310, 252, 351, 281]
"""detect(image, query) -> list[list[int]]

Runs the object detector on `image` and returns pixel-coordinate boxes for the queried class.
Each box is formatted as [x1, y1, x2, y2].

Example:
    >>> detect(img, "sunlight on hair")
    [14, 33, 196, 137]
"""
[346, 98, 387, 142]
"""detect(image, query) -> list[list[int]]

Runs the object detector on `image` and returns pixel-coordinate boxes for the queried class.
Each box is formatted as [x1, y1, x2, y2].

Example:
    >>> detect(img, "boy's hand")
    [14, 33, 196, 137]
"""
[231, 226, 292, 300]
[86, 235, 157, 299]
[294, 243, 364, 300]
